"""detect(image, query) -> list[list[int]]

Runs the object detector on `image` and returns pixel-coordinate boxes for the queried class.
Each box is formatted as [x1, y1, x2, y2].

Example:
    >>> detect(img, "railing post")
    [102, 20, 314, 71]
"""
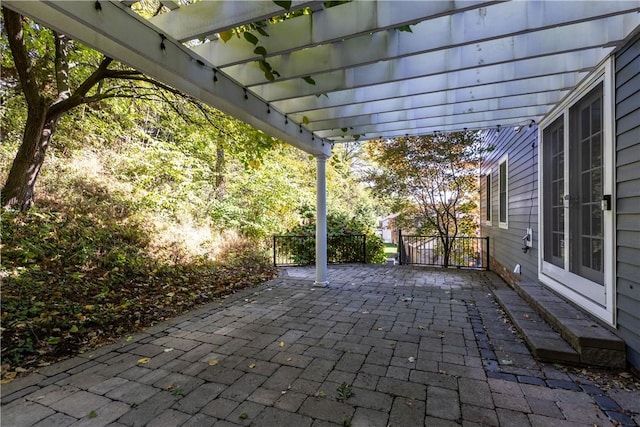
[398, 229, 403, 265]
[486, 236, 490, 271]
[363, 234, 367, 264]
[273, 235, 277, 267]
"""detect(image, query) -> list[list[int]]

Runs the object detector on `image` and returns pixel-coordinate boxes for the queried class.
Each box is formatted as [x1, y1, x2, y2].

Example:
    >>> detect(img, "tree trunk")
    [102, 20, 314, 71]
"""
[1, 103, 58, 211]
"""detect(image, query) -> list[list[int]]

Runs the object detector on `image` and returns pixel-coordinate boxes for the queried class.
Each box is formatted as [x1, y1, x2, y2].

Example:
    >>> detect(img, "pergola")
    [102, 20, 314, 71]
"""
[6, 0, 640, 285]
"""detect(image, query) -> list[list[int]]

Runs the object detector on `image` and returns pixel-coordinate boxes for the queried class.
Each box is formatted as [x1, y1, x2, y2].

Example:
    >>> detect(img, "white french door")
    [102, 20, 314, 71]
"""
[539, 63, 615, 325]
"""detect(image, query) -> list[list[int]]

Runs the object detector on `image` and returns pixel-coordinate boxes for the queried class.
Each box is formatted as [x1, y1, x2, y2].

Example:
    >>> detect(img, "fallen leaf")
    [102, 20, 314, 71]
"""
[249, 363, 256, 369]
[279, 341, 285, 347]
[163, 348, 174, 353]
[0, 372, 16, 384]
[137, 358, 151, 364]
[418, 326, 425, 330]
[208, 359, 218, 366]
[286, 357, 292, 362]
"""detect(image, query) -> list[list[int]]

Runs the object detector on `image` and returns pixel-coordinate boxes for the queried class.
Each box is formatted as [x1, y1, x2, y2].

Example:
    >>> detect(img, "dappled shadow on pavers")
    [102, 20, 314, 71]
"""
[2, 265, 639, 426]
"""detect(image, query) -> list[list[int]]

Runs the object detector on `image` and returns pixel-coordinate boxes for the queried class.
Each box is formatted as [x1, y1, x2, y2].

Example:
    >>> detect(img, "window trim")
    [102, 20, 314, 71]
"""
[484, 172, 492, 226]
[498, 155, 508, 229]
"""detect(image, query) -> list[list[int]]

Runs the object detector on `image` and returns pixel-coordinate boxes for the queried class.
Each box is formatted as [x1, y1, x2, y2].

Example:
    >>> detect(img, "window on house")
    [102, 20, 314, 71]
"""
[499, 156, 508, 228]
[485, 173, 492, 224]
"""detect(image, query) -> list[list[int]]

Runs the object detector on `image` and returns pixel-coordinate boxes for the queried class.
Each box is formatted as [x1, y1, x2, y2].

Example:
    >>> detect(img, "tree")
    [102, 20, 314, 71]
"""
[365, 132, 487, 267]
[0, 8, 233, 210]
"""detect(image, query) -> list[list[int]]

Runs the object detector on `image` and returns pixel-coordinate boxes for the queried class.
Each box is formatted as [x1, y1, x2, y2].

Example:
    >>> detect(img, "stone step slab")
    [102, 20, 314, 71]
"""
[492, 289, 580, 364]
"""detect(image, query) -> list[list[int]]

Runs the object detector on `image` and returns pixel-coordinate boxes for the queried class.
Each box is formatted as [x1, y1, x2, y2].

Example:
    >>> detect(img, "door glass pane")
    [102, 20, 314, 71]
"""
[569, 83, 604, 285]
[581, 107, 590, 136]
[592, 206, 602, 236]
[592, 99, 601, 133]
[543, 116, 564, 268]
[592, 239, 602, 272]
[582, 237, 591, 268]
[593, 133, 602, 167]
[582, 139, 591, 171]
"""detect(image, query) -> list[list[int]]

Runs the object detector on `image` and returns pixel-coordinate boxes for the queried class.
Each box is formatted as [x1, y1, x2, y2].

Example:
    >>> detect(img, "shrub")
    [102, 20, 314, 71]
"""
[282, 212, 386, 264]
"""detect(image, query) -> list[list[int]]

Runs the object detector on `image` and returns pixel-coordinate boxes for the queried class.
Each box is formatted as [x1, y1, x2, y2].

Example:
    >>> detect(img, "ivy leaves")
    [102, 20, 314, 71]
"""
[257, 61, 278, 81]
[218, 1, 320, 86]
[243, 32, 259, 45]
[273, 1, 292, 10]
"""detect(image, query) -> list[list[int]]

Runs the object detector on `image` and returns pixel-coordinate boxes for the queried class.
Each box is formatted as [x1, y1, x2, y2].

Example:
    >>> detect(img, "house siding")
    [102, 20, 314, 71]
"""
[479, 32, 640, 370]
[480, 126, 538, 284]
[615, 33, 640, 368]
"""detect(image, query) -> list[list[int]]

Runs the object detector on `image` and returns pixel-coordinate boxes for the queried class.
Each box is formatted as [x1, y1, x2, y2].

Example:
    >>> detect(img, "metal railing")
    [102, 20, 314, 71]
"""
[398, 231, 489, 270]
[273, 234, 366, 267]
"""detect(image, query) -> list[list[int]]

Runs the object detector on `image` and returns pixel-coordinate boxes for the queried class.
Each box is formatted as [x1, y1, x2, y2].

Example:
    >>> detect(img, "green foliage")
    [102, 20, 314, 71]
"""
[253, 46, 268, 58]
[1, 199, 277, 373]
[0, 11, 382, 378]
[365, 132, 487, 265]
[243, 31, 259, 45]
[395, 25, 413, 33]
[274, 1, 292, 11]
[283, 211, 386, 265]
[336, 382, 354, 402]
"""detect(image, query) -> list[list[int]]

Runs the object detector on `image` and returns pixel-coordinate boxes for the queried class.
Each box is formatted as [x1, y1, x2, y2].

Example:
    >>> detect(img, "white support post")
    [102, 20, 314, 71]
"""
[314, 155, 329, 287]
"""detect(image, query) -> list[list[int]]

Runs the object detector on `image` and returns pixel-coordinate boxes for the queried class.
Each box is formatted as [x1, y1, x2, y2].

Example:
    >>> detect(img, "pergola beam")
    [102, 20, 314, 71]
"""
[316, 105, 552, 138]
[226, 14, 638, 87]
[194, 0, 638, 69]
[291, 84, 574, 124]
[149, 1, 320, 42]
[191, 1, 498, 67]
[278, 72, 585, 115]
[306, 96, 562, 132]
[256, 49, 606, 102]
[5, 0, 638, 146]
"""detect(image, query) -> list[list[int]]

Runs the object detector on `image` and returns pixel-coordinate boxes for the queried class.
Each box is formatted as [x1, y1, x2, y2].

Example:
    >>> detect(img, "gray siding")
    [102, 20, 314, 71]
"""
[480, 126, 538, 283]
[480, 33, 640, 371]
[615, 33, 640, 369]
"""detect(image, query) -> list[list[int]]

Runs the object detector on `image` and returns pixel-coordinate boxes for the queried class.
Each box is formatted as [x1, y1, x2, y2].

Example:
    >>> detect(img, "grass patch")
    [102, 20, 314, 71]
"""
[383, 243, 397, 255]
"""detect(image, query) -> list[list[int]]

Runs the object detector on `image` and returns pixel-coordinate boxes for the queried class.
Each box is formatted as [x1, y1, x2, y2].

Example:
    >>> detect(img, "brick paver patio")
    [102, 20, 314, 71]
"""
[2, 265, 639, 426]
